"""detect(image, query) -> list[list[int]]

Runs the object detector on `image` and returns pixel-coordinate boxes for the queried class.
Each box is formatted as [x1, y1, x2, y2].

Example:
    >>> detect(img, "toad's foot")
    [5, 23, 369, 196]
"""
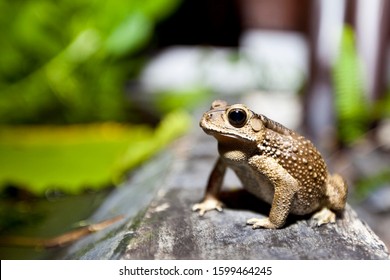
[246, 217, 278, 229]
[312, 207, 336, 226]
[192, 198, 223, 216]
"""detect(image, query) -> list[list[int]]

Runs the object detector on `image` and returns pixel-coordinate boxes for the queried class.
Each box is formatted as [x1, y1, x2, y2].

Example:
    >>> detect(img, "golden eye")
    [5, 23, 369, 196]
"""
[228, 108, 247, 128]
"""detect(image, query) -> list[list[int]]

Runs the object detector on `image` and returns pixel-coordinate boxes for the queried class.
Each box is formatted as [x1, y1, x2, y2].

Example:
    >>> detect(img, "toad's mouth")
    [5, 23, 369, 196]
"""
[202, 128, 255, 143]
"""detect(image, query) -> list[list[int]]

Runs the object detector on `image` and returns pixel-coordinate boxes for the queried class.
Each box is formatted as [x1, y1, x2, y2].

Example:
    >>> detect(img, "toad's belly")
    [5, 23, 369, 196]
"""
[229, 164, 275, 205]
[228, 163, 322, 215]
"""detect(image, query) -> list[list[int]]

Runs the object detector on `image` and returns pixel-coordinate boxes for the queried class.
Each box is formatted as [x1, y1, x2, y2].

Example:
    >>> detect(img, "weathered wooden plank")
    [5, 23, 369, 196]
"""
[123, 188, 389, 260]
[60, 133, 390, 260]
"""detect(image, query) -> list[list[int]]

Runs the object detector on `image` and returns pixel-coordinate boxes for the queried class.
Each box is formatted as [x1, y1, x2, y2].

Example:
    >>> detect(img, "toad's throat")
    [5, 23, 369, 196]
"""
[204, 129, 255, 143]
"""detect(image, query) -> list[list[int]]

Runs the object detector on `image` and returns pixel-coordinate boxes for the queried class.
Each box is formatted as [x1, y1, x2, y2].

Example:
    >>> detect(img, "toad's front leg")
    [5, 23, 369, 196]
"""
[247, 156, 299, 229]
[193, 157, 226, 216]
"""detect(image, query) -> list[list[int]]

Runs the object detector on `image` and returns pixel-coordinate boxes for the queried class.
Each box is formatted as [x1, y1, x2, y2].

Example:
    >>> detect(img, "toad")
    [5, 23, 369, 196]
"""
[193, 100, 347, 229]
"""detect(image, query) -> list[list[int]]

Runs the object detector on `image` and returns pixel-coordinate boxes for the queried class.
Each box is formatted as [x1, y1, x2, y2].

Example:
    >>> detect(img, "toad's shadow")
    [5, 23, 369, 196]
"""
[219, 189, 312, 227]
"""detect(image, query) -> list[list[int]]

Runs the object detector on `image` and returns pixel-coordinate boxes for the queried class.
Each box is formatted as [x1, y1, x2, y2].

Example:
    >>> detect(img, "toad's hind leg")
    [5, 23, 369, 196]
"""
[326, 173, 348, 212]
[312, 207, 336, 226]
[313, 174, 347, 226]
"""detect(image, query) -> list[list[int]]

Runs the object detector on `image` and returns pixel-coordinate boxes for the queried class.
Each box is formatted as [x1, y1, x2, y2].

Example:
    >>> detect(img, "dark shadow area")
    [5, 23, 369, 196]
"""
[219, 189, 330, 227]
[155, 0, 242, 47]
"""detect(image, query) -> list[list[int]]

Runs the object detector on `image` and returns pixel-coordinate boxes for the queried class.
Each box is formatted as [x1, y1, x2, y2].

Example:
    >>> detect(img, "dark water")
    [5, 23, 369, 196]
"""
[0, 189, 110, 259]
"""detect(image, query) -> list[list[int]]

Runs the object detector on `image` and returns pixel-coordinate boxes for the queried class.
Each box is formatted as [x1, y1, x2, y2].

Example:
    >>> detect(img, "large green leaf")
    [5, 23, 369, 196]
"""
[0, 110, 191, 195]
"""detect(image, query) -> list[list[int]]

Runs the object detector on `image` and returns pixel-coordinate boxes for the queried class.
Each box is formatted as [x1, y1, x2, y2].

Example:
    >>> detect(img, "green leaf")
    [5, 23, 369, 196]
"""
[0, 110, 191, 195]
[332, 25, 369, 144]
[105, 12, 153, 57]
[138, 0, 181, 21]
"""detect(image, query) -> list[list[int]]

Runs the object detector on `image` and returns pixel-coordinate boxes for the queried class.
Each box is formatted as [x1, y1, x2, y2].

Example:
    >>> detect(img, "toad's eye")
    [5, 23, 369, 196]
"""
[228, 108, 247, 128]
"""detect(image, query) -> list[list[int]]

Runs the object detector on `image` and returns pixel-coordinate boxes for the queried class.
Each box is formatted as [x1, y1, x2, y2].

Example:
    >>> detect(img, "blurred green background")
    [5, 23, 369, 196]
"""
[0, 0, 182, 124]
[0, 0, 194, 196]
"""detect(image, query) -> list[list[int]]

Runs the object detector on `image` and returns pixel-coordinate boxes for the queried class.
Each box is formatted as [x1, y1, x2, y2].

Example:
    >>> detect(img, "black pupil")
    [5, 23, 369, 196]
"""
[228, 109, 247, 127]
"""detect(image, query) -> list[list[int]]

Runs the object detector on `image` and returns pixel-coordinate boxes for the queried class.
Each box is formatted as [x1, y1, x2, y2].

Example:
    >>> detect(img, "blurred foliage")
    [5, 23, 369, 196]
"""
[0, 110, 191, 195]
[332, 26, 370, 144]
[333, 25, 390, 145]
[154, 88, 210, 114]
[0, 0, 194, 196]
[373, 92, 390, 119]
[355, 169, 390, 201]
[0, 0, 181, 124]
